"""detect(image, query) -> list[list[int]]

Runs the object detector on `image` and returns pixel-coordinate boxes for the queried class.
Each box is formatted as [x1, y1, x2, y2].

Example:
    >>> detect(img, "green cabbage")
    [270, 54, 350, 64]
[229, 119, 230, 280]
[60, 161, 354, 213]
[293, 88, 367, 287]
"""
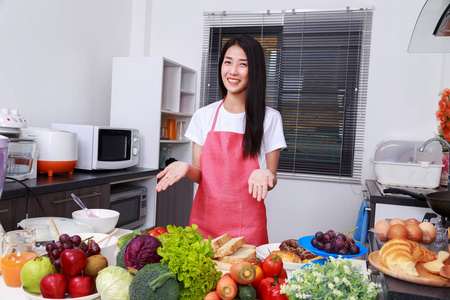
[96, 266, 134, 300]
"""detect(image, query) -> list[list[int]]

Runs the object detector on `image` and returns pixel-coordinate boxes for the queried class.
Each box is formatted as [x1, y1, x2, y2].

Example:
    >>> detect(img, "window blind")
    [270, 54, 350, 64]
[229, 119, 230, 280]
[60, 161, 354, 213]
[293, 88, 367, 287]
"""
[201, 8, 373, 183]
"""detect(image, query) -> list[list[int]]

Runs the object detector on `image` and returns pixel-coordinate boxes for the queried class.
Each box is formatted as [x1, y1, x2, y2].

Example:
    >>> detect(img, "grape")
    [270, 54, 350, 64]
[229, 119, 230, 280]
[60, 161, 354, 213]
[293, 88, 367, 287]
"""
[334, 237, 346, 249]
[322, 233, 332, 243]
[311, 237, 319, 248]
[70, 235, 82, 246]
[89, 243, 101, 256]
[336, 233, 347, 241]
[326, 230, 336, 240]
[80, 242, 89, 252]
[315, 231, 324, 241]
[51, 249, 61, 259]
[337, 247, 348, 255]
[316, 241, 325, 250]
[347, 238, 355, 245]
[62, 242, 73, 250]
[349, 244, 360, 255]
[53, 258, 61, 270]
[323, 242, 334, 253]
[59, 234, 70, 243]
[46, 243, 57, 253]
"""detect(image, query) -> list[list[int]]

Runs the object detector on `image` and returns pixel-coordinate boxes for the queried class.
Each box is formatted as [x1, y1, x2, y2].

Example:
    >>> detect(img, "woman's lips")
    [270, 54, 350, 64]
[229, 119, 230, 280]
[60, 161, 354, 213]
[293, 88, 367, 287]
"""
[227, 78, 240, 85]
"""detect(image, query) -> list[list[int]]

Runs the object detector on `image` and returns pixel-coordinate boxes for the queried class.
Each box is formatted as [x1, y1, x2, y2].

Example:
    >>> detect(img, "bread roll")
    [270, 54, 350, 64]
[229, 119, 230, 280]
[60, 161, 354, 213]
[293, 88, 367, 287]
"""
[379, 238, 437, 277]
[270, 250, 301, 263]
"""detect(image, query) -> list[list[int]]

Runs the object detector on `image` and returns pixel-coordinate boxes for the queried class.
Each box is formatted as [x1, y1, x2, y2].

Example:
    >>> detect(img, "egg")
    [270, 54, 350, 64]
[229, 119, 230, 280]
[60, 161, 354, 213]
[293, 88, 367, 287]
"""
[374, 220, 391, 242]
[387, 224, 408, 240]
[418, 222, 437, 244]
[404, 218, 420, 226]
[405, 224, 423, 242]
[389, 218, 405, 226]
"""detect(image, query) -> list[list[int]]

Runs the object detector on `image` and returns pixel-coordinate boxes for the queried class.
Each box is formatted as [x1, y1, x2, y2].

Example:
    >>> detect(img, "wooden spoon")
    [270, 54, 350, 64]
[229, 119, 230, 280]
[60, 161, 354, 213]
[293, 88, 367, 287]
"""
[49, 218, 60, 239]
[96, 228, 119, 244]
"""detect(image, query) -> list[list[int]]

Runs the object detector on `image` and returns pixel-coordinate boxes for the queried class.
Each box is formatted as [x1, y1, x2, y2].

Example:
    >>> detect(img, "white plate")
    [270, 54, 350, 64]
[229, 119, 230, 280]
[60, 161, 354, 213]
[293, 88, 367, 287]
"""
[17, 217, 95, 241]
[22, 286, 100, 300]
[256, 243, 305, 270]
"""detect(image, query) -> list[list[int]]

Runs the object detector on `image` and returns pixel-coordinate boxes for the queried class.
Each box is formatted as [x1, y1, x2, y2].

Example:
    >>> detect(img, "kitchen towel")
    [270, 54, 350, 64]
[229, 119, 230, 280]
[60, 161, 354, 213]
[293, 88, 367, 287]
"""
[354, 198, 370, 244]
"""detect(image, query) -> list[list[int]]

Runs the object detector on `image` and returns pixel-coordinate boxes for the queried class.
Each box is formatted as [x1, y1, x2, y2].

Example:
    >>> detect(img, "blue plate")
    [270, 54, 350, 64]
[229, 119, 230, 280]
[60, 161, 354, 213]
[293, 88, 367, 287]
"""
[301, 258, 327, 269]
[297, 235, 367, 259]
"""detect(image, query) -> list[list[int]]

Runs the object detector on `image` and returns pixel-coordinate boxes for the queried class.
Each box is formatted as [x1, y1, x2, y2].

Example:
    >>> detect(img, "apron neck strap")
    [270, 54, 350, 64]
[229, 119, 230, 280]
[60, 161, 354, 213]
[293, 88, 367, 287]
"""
[210, 98, 225, 132]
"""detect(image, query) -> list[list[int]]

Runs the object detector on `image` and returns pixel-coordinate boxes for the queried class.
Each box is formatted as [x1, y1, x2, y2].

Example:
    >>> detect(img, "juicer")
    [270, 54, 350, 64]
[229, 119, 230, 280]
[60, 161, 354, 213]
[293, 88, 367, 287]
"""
[0, 108, 37, 181]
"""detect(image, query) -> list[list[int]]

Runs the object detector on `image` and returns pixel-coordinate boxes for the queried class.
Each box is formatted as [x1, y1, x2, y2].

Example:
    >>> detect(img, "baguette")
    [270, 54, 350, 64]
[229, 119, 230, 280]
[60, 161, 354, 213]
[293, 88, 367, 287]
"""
[217, 246, 256, 264]
[210, 233, 231, 251]
[214, 236, 246, 258]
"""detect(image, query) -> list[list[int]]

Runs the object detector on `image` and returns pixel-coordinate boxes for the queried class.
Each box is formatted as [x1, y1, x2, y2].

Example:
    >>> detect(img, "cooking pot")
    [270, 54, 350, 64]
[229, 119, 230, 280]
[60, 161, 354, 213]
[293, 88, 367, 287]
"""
[384, 188, 450, 218]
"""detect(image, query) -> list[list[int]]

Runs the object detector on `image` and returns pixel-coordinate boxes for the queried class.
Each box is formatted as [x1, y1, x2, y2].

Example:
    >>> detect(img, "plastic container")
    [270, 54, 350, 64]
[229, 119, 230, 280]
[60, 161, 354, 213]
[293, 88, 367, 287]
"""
[372, 140, 444, 188]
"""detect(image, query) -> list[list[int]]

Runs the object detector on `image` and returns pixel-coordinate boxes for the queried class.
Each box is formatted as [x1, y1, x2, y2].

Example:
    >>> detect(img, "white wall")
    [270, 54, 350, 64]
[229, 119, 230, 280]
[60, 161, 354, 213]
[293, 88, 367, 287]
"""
[0, 0, 133, 126]
[1, 0, 448, 243]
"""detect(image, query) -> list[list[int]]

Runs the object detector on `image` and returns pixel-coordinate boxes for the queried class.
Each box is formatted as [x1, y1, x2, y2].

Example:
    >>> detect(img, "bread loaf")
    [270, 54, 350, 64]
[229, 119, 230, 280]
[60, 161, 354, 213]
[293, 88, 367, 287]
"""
[379, 238, 437, 276]
[210, 233, 231, 251]
[217, 246, 256, 264]
[213, 236, 246, 258]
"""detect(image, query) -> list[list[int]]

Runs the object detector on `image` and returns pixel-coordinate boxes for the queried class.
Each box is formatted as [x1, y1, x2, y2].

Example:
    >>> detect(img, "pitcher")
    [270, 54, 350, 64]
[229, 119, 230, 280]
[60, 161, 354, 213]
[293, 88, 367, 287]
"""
[1, 229, 39, 287]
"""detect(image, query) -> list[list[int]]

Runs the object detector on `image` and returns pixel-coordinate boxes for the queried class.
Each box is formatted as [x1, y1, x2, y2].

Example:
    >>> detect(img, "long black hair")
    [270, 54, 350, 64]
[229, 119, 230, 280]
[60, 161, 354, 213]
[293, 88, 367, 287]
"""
[218, 35, 266, 158]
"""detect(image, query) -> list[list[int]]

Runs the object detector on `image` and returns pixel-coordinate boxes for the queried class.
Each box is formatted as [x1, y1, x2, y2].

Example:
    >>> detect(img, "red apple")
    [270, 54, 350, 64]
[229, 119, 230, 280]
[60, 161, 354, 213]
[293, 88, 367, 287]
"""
[68, 275, 94, 298]
[60, 249, 87, 276]
[40, 273, 68, 299]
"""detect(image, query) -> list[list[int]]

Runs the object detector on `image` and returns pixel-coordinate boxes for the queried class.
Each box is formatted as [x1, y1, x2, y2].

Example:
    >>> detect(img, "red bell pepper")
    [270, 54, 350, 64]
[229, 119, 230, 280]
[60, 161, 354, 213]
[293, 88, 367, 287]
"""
[258, 275, 289, 300]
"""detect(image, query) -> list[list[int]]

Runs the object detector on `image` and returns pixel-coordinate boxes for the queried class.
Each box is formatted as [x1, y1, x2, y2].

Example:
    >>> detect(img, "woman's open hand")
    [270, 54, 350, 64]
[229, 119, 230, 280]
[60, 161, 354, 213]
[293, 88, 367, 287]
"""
[248, 169, 275, 201]
[155, 161, 190, 192]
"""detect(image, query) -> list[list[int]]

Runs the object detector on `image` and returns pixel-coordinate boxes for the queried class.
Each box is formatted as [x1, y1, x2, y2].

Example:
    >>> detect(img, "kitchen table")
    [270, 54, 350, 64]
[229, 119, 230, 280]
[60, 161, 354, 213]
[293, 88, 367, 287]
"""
[0, 228, 131, 300]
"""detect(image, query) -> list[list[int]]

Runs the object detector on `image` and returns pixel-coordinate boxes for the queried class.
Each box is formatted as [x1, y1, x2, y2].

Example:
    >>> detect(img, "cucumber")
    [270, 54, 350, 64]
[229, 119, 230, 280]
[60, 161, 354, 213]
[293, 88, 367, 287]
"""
[238, 284, 256, 300]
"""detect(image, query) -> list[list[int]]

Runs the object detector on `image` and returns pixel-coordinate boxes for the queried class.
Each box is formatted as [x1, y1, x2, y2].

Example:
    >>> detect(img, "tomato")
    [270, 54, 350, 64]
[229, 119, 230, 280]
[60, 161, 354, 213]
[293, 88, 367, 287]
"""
[147, 229, 160, 238]
[249, 257, 263, 269]
[278, 268, 287, 279]
[153, 227, 167, 234]
[258, 276, 288, 300]
[263, 253, 283, 278]
[251, 265, 265, 289]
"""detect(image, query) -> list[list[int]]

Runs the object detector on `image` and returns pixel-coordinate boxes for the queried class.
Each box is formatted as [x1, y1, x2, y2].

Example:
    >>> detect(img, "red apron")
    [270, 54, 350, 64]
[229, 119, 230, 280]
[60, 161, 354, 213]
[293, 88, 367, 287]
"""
[189, 100, 268, 246]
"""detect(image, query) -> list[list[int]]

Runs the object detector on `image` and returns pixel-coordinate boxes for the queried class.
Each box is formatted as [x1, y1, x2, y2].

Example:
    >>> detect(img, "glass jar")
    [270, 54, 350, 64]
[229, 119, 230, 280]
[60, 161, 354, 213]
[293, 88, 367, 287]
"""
[1, 229, 39, 287]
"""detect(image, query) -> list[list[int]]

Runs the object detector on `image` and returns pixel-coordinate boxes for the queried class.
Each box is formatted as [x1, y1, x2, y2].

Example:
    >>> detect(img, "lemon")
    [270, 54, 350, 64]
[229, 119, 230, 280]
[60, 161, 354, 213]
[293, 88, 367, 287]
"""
[20, 256, 55, 293]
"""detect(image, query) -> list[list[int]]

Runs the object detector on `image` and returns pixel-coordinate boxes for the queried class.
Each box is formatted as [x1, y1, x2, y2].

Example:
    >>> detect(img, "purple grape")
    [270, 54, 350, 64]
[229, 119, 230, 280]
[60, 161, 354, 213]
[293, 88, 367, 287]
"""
[80, 242, 89, 252]
[322, 233, 332, 243]
[337, 247, 348, 255]
[70, 235, 82, 246]
[62, 242, 73, 250]
[46, 243, 57, 253]
[59, 234, 70, 243]
[323, 242, 334, 253]
[336, 233, 347, 241]
[326, 230, 336, 240]
[51, 249, 61, 259]
[311, 237, 319, 248]
[315, 231, 324, 241]
[53, 258, 61, 270]
[349, 244, 360, 255]
[347, 238, 355, 245]
[334, 237, 346, 249]
[89, 243, 101, 255]
[316, 241, 325, 250]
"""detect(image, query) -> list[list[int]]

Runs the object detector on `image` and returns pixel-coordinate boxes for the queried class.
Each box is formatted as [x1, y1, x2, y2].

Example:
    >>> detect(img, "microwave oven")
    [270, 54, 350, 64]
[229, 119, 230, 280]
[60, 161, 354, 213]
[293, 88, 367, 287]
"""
[110, 184, 147, 229]
[51, 124, 139, 170]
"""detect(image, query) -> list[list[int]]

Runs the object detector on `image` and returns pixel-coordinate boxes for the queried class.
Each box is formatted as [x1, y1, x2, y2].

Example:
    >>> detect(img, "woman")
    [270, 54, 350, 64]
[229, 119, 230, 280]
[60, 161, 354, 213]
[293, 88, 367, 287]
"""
[155, 35, 286, 246]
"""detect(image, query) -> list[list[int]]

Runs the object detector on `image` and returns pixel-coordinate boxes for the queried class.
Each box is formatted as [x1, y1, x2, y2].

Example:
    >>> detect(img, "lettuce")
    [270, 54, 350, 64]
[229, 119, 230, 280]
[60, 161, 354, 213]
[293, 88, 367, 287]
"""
[157, 224, 222, 300]
[96, 266, 134, 300]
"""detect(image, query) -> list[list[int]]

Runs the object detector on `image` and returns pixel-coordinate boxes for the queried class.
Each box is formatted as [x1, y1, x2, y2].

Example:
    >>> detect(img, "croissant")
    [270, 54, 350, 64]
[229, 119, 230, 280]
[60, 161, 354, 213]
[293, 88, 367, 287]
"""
[379, 238, 437, 276]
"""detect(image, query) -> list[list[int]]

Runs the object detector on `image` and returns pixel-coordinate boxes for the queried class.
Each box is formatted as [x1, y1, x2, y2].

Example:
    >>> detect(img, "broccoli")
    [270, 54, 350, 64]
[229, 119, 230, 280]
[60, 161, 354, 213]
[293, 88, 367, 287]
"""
[129, 263, 180, 300]
[116, 238, 132, 269]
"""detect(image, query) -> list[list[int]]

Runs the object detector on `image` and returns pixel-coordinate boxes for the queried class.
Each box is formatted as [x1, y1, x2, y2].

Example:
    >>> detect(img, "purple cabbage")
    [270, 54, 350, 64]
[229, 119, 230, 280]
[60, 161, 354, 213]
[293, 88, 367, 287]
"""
[124, 235, 162, 270]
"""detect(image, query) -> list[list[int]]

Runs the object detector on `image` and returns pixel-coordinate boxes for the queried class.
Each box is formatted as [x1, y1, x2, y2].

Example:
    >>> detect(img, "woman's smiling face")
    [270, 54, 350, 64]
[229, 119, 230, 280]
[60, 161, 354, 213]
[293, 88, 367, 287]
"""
[221, 44, 249, 97]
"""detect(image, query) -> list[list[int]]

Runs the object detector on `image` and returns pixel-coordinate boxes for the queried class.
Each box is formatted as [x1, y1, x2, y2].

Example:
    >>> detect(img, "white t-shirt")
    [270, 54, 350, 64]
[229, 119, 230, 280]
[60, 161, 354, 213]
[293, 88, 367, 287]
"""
[185, 100, 287, 169]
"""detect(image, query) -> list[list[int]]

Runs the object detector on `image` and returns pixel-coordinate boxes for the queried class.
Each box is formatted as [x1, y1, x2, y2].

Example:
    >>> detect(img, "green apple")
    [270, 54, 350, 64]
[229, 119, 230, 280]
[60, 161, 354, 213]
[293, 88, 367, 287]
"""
[20, 256, 56, 294]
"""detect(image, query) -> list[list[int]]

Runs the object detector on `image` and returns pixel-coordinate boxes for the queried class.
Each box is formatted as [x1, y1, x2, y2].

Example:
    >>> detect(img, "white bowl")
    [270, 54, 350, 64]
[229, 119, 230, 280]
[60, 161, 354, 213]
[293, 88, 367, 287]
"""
[78, 233, 118, 266]
[72, 209, 120, 233]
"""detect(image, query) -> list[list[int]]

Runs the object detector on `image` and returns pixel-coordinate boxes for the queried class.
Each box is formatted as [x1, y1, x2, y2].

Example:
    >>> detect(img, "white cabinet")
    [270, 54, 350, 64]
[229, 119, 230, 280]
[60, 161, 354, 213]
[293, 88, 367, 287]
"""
[110, 57, 196, 170]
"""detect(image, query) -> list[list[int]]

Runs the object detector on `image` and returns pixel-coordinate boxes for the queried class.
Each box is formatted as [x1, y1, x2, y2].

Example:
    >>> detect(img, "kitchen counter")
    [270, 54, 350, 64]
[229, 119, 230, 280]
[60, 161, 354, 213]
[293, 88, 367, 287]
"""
[368, 232, 450, 300]
[2, 167, 159, 199]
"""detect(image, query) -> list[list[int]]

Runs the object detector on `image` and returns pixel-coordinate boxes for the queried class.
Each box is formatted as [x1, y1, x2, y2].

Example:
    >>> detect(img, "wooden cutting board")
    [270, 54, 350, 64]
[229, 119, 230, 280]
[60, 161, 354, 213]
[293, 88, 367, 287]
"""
[368, 251, 450, 287]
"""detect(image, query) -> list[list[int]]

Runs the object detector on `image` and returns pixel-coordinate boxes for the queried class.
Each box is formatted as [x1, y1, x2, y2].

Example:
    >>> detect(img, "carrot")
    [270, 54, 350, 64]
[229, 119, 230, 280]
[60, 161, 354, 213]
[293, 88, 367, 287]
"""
[204, 290, 221, 300]
[216, 274, 238, 300]
[229, 261, 256, 285]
